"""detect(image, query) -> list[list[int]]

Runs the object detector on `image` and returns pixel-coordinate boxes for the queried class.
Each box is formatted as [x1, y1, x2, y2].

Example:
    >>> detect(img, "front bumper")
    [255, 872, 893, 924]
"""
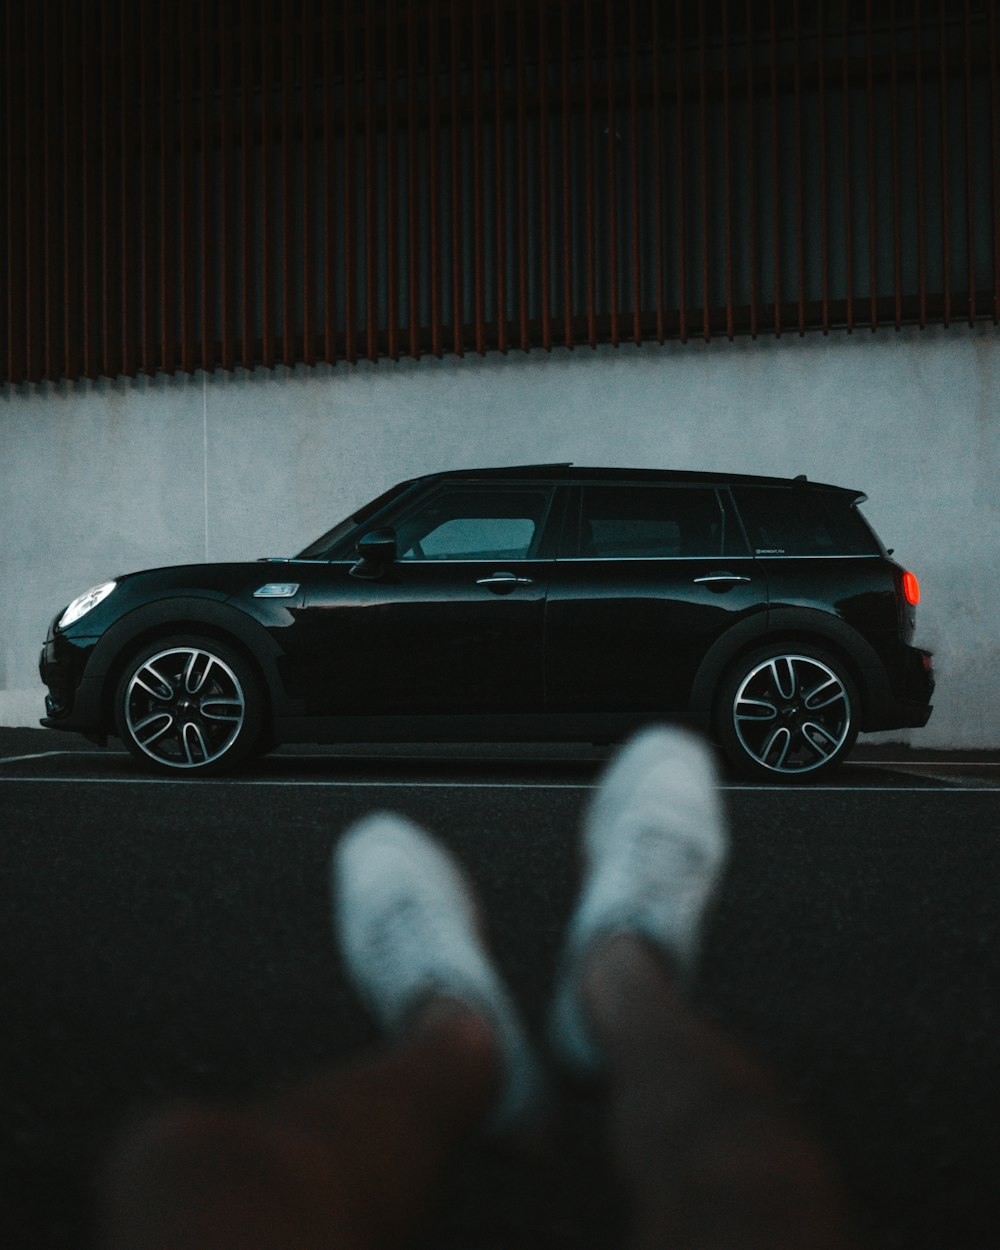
[38, 621, 103, 735]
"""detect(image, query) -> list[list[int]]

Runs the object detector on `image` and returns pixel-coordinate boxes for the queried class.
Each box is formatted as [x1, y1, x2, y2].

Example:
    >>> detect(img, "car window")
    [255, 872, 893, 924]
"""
[395, 487, 553, 561]
[575, 485, 726, 558]
[733, 486, 880, 556]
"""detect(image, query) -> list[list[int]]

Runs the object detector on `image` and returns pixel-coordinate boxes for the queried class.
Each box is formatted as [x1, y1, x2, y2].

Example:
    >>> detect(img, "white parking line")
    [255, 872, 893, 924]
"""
[1, 775, 998, 793]
[0, 751, 107, 764]
[1, 776, 588, 789]
[2, 752, 994, 769]
[724, 785, 1000, 793]
[859, 760, 1000, 767]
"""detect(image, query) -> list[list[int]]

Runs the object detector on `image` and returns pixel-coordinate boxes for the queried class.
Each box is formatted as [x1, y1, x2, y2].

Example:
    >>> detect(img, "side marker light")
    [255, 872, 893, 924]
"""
[254, 583, 300, 598]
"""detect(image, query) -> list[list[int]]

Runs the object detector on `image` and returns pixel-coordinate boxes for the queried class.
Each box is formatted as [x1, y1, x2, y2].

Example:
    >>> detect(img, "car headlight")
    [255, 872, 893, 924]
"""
[58, 581, 117, 629]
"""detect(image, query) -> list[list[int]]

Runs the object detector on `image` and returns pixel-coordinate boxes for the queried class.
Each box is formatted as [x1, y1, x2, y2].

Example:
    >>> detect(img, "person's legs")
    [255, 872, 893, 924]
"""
[101, 810, 545, 1250]
[331, 811, 546, 1133]
[581, 935, 858, 1250]
[100, 1003, 500, 1250]
[551, 725, 860, 1250]
[550, 725, 727, 1073]
[100, 726, 860, 1250]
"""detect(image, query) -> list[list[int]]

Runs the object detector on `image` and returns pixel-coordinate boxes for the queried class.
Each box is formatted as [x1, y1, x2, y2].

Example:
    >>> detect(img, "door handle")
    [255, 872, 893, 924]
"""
[693, 573, 752, 585]
[475, 572, 534, 593]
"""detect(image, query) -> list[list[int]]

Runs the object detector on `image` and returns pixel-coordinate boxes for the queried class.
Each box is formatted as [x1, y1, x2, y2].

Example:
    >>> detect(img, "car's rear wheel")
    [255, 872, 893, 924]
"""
[715, 644, 859, 782]
[114, 635, 264, 776]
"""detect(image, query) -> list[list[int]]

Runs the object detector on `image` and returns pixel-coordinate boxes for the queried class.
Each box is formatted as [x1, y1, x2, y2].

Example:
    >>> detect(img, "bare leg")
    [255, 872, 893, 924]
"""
[582, 935, 859, 1250]
[100, 1005, 499, 1250]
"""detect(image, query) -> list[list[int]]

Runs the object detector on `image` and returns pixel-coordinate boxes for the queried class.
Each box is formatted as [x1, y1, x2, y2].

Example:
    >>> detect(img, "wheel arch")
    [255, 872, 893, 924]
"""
[86, 598, 285, 734]
[688, 607, 890, 736]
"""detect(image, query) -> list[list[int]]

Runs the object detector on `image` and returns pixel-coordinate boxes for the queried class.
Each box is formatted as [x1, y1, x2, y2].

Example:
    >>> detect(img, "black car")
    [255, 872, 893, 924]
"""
[39, 464, 933, 781]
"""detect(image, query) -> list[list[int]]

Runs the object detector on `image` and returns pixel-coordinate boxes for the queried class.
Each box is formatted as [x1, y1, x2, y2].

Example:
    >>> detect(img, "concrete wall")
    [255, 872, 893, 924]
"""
[3, 323, 998, 746]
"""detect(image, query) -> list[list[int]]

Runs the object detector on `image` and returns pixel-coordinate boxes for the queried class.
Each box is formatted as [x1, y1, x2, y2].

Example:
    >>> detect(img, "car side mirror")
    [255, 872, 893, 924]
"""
[351, 528, 397, 579]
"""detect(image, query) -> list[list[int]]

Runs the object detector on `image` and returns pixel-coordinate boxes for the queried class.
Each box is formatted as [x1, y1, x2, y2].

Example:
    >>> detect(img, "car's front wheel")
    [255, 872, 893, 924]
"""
[715, 644, 859, 782]
[114, 635, 264, 776]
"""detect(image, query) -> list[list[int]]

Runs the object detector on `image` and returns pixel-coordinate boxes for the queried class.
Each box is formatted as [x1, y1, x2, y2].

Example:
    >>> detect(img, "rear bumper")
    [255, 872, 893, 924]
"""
[864, 645, 934, 731]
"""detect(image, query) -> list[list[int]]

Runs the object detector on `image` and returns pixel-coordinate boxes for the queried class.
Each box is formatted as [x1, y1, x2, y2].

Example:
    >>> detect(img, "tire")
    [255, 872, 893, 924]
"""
[714, 643, 860, 782]
[114, 635, 265, 776]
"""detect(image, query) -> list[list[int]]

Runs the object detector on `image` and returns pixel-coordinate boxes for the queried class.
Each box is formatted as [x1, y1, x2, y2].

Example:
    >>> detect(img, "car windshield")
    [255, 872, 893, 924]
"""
[295, 478, 417, 559]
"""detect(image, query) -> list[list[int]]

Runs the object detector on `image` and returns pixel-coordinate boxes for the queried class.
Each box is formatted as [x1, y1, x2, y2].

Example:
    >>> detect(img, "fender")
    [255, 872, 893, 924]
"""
[688, 606, 897, 733]
[80, 596, 289, 727]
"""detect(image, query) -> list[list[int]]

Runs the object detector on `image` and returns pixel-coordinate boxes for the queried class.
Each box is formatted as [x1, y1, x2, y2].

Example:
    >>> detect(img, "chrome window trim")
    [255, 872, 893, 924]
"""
[749, 554, 883, 560]
[291, 553, 881, 565]
[393, 557, 554, 564]
[557, 554, 757, 563]
[554, 553, 880, 561]
[300, 556, 557, 566]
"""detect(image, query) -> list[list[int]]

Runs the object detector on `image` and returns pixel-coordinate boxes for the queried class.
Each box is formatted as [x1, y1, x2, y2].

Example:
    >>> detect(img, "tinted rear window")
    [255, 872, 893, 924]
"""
[575, 485, 733, 558]
[733, 486, 880, 556]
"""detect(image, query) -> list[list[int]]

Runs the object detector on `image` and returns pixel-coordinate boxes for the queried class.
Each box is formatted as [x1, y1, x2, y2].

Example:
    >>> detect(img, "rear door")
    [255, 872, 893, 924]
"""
[544, 481, 766, 716]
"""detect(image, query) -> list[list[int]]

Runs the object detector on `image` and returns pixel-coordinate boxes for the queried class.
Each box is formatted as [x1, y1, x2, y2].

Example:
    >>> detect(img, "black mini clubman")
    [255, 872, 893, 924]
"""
[39, 464, 934, 781]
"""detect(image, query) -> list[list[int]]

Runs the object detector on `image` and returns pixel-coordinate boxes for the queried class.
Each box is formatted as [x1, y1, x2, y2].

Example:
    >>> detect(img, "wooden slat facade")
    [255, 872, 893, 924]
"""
[2, 0, 998, 385]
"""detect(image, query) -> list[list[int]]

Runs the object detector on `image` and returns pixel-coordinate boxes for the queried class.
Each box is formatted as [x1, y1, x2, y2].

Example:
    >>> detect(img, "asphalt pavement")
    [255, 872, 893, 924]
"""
[2, 727, 1000, 1250]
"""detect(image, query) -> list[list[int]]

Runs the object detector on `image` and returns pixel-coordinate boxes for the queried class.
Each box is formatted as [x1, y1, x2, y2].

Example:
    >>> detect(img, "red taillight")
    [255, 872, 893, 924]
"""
[902, 571, 920, 605]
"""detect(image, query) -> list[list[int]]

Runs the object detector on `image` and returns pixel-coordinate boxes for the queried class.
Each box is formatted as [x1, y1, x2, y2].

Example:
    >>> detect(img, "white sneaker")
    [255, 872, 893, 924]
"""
[331, 811, 545, 1133]
[550, 725, 728, 1073]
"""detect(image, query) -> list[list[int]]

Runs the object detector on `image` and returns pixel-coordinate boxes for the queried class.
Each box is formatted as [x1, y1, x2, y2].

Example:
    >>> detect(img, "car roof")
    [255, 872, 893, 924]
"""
[412, 463, 865, 498]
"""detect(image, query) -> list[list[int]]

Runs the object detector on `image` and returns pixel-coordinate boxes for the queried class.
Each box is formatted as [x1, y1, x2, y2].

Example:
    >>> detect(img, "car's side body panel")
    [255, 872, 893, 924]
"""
[753, 557, 932, 729]
[687, 603, 931, 734]
[544, 558, 767, 716]
[283, 558, 551, 715]
[41, 574, 295, 735]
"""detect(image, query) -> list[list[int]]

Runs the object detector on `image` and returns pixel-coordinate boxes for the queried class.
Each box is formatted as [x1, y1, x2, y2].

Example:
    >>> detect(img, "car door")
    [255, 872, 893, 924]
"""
[285, 482, 560, 716]
[544, 482, 766, 716]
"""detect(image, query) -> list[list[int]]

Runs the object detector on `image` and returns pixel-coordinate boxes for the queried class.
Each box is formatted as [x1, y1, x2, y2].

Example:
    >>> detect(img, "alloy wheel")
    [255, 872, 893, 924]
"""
[732, 653, 852, 776]
[123, 645, 247, 770]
